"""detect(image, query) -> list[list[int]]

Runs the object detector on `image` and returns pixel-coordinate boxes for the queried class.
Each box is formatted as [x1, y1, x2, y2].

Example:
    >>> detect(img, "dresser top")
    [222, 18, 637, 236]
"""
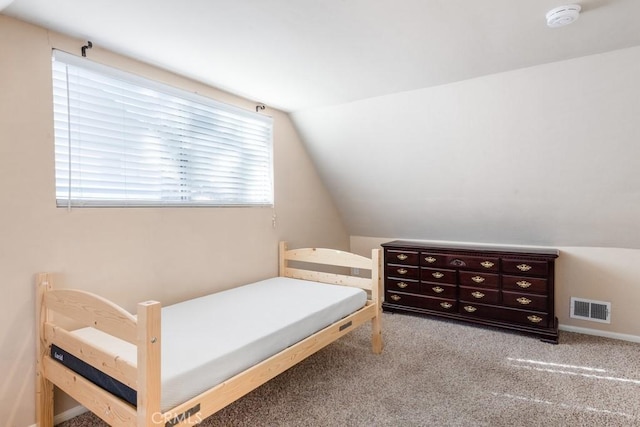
[381, 240, 559, 258]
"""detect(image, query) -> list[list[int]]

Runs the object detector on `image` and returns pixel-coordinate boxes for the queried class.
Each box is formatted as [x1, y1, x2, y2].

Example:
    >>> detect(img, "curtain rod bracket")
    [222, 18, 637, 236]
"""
[256, 104, 266, 113]
[81, 41, 93, 57]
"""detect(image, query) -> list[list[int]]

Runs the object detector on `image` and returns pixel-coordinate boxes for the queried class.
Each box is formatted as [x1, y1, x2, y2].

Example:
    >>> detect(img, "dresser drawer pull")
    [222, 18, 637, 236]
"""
[396, 254, 408, 261]
[450, 259, 466, 267]
[432, 286, 445, 293]
[390, 294, 401, 301]
[527, 315, 543, 323]
[397, 268, 408, 275]
[396, 281, 409, 289]
[471, 276, 485, 283]
[517, 263, 532, 272]
[516, 297, 532, 305]
[463, 305, 477, 313]
[440, 302, 453, 309]
[516, 280, 532, 289]
[471, 291, 485, 299]
[432, 272, 444, 279]
[481, 261, 495, 268]
[424, 256, 437, 263]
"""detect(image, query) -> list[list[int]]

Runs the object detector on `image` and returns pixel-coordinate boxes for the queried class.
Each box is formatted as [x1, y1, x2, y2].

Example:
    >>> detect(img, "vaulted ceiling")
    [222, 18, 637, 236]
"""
[4, 0, 640, 248]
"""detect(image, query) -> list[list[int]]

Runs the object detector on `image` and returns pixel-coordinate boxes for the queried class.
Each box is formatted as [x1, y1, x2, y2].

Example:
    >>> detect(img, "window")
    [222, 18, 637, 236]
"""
[52, 50, 273, 207]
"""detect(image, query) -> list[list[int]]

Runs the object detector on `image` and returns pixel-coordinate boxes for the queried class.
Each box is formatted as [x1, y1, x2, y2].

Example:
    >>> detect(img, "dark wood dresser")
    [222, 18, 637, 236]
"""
[381, 240, 560, 343]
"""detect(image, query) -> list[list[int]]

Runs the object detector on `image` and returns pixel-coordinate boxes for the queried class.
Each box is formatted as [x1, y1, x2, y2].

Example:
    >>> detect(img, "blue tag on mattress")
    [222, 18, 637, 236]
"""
[50, 344, 137, 407]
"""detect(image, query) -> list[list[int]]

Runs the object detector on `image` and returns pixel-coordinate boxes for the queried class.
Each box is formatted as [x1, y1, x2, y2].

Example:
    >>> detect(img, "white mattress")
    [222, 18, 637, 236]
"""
[72, 276, 367, 411]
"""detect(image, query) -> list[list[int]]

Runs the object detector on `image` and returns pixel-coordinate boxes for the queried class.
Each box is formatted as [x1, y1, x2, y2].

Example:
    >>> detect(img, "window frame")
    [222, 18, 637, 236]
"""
[52, 49, 274, 208]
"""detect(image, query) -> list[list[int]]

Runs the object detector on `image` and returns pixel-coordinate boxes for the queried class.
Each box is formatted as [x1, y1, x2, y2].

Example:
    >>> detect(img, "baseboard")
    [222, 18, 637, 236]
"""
[55, 405, 88, 424]
[559, 324, 640, 343]
[27, 405, 87, 427]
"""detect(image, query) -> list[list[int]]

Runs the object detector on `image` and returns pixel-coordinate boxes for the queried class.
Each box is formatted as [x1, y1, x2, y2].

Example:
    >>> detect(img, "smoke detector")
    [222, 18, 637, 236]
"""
[546, 4, 582, 28]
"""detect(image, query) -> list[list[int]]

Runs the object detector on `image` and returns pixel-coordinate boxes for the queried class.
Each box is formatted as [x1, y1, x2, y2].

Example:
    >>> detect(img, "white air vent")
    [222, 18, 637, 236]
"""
[570, 297, 611, 323]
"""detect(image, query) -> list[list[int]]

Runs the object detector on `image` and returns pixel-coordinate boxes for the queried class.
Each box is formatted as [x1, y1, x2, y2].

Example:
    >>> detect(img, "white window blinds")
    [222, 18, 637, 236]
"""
[52, 50, 273, 207]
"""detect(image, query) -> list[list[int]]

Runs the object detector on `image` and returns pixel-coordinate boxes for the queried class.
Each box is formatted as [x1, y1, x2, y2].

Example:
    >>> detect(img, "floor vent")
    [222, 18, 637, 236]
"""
[570, 297, 611, 323]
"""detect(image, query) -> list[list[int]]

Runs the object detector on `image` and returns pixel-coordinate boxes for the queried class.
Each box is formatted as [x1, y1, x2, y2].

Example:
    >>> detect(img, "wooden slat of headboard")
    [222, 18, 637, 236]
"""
[284, 247, 373, 270]
[44, 289, 138, 344]
[284, 267, 372, 290]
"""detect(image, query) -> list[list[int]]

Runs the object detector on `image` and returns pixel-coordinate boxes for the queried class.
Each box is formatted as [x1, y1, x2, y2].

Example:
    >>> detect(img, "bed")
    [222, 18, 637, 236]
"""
[35, 242, 383, 426]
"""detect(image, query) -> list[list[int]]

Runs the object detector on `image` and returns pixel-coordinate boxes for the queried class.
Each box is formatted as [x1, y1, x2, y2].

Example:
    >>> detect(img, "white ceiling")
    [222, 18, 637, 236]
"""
[4, 0, 640, 249]
[4, 0, 640, 112]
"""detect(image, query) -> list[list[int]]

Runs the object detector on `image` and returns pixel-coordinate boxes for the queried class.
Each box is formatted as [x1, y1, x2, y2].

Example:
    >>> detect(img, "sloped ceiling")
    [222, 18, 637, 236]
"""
[3, 0, 640, 248]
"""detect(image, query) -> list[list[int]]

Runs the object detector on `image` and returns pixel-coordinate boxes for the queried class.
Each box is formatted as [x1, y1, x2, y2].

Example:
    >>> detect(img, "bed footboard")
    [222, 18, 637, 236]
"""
[35, 273, 163, 426]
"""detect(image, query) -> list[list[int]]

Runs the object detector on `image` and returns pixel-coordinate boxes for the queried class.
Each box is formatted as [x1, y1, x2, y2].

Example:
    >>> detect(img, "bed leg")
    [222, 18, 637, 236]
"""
[371, 319, 383, 354]
[137, 300, 162, 426]
[35, 273, 54, 427]
[35, 374, 54, 427]
[371, 248, 383, 354]
[371, 314, 383, 354]
[279, 241, 288, 277]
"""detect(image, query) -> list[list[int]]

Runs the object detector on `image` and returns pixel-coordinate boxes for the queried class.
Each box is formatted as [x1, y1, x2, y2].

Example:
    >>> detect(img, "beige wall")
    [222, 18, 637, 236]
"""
[293, 44, 640, 250]
[0, 16, 348, 426]
[351, 236, 640, 341]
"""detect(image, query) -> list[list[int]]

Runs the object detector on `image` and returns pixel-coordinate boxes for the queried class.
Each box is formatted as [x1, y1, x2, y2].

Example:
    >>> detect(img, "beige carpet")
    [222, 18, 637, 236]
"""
[59, 312, 640, 426]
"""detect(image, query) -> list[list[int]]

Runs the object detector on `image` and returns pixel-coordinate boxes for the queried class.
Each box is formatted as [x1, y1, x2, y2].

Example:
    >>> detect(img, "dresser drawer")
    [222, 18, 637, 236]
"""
[423, 283, 457, 299]
[420, 252, 448, 268]
[502, 291, 548, 312]
[385, 264, 420, 280]
[420, 296, 458, 313]
[502, 259, 548, 276]
[421, 267, 456, 285]
[459, 303, 549, 328]
[385, 292, 457, 313]
[502, 275, 547, 294]
[459, 302, 492, 318]
[459, 271, 499, 288]
[385, 291, 417, 307]
[386, 278, 420, 293]
[386, 249, 419, 265]
[446, 255, 499, 272]
[498, 308, 549, 328]
[459, 286, 499, 304]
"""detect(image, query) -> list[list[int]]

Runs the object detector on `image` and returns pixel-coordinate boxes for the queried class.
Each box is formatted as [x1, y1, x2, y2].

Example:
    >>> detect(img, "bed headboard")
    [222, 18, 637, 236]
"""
[278, 241, 382, 292]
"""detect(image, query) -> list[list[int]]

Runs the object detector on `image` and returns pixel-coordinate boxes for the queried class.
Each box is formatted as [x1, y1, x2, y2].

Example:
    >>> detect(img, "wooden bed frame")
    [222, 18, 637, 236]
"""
[35, 242, 383, 426]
